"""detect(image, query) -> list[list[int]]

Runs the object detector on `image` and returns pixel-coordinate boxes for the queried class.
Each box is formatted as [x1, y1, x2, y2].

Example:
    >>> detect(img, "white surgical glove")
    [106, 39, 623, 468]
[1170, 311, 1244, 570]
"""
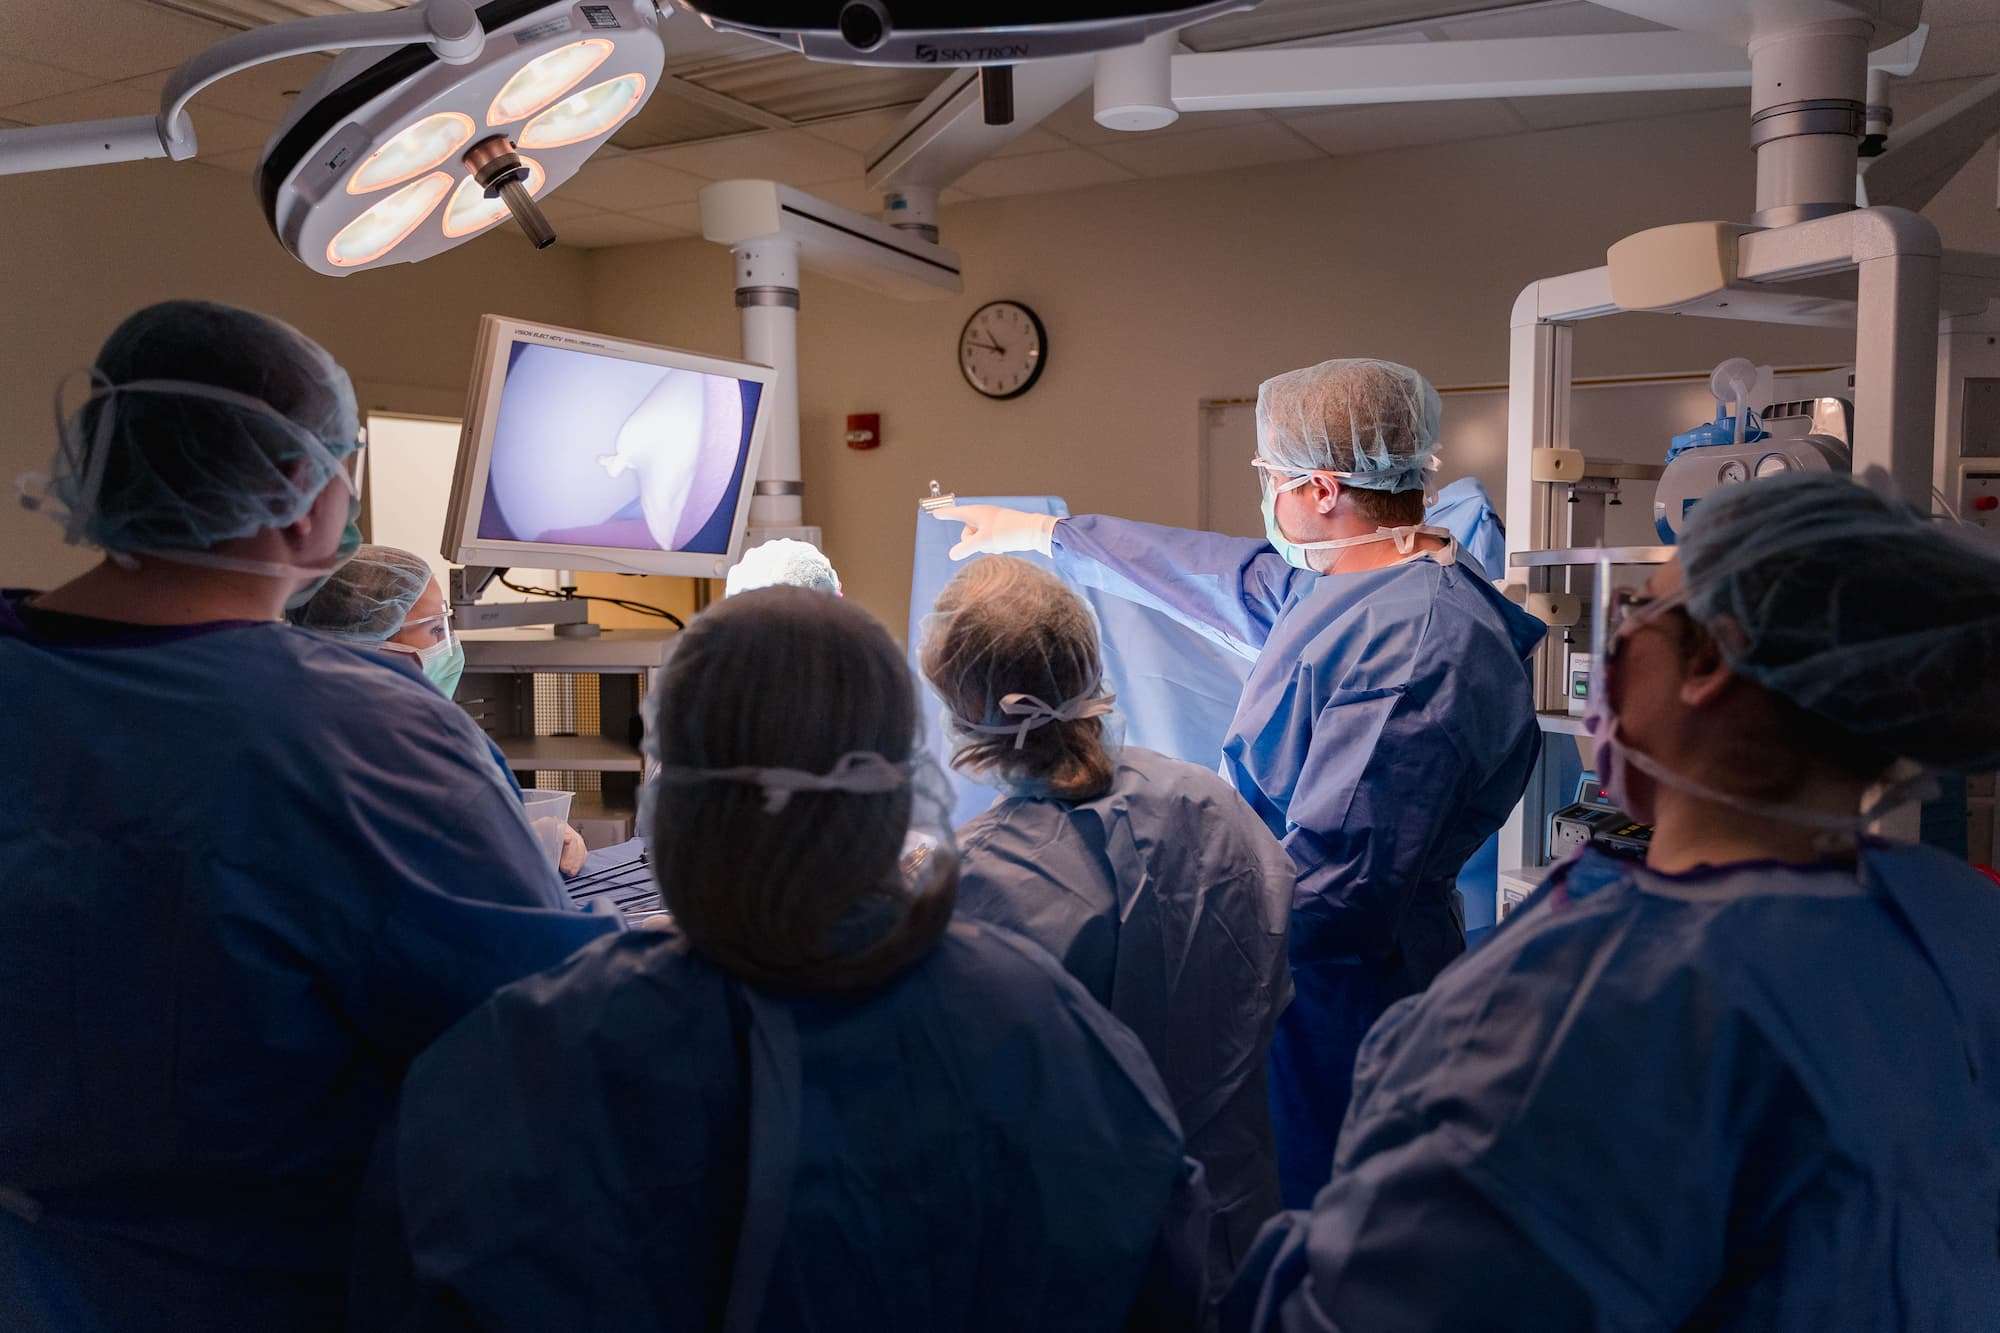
[931, 504, 1058, 561]
[558, 823, 588, 878]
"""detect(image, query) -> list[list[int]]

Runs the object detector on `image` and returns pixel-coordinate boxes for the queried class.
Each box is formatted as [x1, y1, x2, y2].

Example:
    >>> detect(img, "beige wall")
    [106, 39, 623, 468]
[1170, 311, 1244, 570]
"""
[5, 94, 1995, 635]
[0, 158, 595, 587]
[579, 103, 1997, 631]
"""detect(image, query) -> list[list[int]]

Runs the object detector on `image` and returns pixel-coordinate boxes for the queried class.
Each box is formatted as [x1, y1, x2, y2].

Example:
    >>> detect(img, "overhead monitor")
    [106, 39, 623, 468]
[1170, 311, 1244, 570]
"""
[444, 315, 773, 580]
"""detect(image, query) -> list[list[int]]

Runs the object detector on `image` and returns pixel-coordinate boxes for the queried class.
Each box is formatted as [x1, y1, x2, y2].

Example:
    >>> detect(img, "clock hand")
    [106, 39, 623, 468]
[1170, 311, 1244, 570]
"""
[966, 338, 1007, 354]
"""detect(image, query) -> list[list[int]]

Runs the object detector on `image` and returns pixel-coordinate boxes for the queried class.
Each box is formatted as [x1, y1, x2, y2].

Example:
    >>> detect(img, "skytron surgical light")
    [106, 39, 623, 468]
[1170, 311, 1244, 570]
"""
[0, 1, 668, 277]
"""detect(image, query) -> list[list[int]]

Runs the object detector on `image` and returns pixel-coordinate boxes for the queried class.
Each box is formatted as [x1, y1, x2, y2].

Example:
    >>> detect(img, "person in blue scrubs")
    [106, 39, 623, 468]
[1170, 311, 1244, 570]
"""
[922, 555, 1294, 1278]
[293, 544, 466, 695]
[1224, 473, 2000, 1332]
[0, 301, 614, 1333]
[363, 588, 1199, 1332]
[938, 359, 1545, 1207]
[293, 545, 589, 876]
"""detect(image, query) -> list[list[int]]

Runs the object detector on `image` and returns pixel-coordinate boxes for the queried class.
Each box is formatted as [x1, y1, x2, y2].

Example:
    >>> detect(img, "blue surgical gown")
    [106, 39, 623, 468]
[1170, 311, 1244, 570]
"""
[1223, 842, 2000, 1331]
[1424, 476, 1507, 582]
[1050, 518, 1544, 1207]
[955, 746, 1294, 1275]
[361, 919, 1194, 1332]
[1423, 476, 1512, 927]
[0, 597, 614, 1333]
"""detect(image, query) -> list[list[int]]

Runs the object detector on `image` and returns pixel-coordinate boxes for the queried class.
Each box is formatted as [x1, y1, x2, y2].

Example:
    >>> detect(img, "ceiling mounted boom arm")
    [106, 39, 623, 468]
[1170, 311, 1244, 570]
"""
[1164, 26, 1926, 114]
[0, 0, 486, 176]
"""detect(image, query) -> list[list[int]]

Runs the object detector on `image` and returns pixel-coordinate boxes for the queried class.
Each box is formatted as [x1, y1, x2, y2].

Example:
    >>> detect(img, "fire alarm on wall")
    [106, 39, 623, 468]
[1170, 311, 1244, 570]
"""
[846, 413, 881, 449]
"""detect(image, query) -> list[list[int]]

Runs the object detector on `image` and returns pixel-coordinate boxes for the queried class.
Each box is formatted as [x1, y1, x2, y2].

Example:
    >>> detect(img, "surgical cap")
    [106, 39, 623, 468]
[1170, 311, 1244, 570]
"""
[1256, 357, 1442, 493]
[1678, 472, 2000, 771]
[724, 538, 842, 597]
[290, 545, 435, 643]
[921, 557, 1106, 741]
[46, 300, 359, 554]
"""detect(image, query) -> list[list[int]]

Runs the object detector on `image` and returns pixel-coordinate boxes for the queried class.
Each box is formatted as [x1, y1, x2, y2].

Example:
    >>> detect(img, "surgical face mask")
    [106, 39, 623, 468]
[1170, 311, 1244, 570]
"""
[383, 610, 462, 696]
[1255, 462, 1453, 573]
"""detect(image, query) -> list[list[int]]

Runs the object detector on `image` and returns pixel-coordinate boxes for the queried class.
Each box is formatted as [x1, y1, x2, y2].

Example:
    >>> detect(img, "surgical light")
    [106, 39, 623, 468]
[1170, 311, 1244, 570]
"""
[0, 1, 666, 278]
[328, 172, 455, 268]
[346, 111, 475, 195]
[486, 38, 614, 126]
[519, 74, 650, 149]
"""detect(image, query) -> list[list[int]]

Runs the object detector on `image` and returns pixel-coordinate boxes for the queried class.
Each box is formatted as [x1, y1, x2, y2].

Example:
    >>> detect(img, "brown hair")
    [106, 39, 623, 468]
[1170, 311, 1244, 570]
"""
[1347, 485, 1426, 527]
[920, 557, 1115, 802]
[647, 587, 953, 993]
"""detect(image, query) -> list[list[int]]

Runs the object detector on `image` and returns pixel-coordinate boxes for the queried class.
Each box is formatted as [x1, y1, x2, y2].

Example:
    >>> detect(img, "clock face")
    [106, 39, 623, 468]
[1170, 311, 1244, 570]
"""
[959, 300, 1046, 400]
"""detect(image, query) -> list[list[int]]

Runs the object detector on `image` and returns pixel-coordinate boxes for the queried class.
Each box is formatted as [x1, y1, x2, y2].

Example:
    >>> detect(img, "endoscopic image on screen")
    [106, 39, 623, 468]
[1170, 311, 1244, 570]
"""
[476, 341, 763, 554]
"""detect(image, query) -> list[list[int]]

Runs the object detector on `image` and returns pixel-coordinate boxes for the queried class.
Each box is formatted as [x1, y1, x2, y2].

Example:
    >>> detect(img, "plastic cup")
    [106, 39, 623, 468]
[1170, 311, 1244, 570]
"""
[520, 788, 574, 871]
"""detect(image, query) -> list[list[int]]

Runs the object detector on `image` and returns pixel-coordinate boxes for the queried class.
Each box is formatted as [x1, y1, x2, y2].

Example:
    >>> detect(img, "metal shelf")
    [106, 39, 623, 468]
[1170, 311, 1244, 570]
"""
[1536, 710, 1589, 737]
[1510, 545, 1676, 569]
[496, 734, 645, 773]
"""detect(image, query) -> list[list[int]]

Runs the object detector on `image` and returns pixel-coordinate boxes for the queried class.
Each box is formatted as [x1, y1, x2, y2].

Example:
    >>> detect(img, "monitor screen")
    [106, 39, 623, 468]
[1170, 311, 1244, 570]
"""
[445, 317, 773, 579]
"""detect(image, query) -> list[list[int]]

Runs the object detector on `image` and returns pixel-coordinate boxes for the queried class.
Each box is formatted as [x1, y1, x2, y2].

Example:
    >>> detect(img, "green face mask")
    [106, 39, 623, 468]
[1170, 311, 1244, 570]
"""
[426, 639, 466, 699]
[1261, 484, 1312, 570]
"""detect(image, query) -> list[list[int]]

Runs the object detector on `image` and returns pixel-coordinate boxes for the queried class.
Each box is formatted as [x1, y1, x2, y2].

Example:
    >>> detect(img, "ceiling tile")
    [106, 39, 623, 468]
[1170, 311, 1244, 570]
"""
[535, 193, 609, 225]
[953, 147, 1134, 198]
[554, 212, 679, 249]
[658, 15, 778, 69]
[680, 53, 942, 123]
[799, 106, 910, 151]
[180, 51, 331, 121]
[610, 86, 770, 150]
[651, 128, 862, 184]
[0, 55, 98, 109]
[1278, 99, 1526, 155]
[992, 127, 1072, 158]
[631, 201, 703, 234]
[1180, 0, 1533, 52]
[554, 153, 708, 209]
[1508, 86, 1747, 132]
[1041, 93, 1269, 146]
[0, 0, 228, 79]
[197, 144, 263, 173]
[6, 76, 160, 126]
[1091, 120, 1321, 177]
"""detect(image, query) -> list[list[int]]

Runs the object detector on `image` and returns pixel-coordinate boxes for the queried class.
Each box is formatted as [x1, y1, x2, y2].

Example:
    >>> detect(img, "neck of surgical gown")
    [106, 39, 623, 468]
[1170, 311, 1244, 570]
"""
[954, 746, 1295, 1277]
[0, 598, 613, 1333]
[1225, 841, 2000, 1333]
[369, 920, 1193, 1333]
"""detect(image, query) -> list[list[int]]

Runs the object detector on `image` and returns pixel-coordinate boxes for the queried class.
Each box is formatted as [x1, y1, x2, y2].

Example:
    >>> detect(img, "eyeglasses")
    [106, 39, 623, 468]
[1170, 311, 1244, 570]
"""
[1606, 586, 1688, 641]
[1251, 458, 1314, 497]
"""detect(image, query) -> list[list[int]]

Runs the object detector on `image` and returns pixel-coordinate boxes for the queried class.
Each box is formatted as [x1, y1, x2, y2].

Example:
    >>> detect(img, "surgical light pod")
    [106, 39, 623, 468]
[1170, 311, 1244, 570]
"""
[262, 2, 665, 276]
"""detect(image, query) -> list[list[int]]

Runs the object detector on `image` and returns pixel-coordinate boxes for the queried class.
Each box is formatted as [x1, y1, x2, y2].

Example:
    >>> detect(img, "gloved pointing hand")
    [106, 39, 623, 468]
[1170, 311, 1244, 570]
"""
[930, 505, 1058, 561]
